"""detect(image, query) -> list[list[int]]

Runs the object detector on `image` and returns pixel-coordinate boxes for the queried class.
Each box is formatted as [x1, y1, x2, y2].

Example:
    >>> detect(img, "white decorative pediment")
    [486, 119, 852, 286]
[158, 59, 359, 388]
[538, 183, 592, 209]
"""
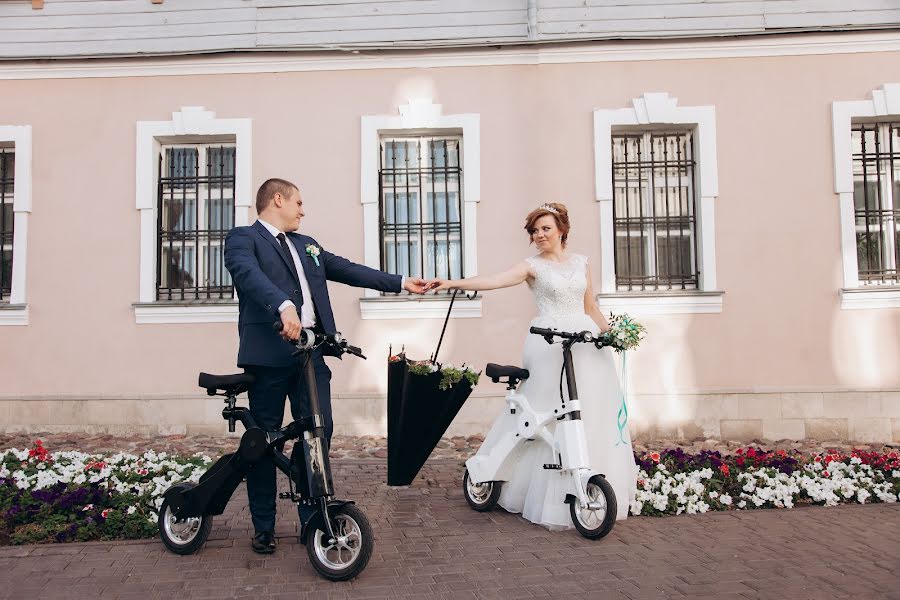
[632, 92, 680, 124]
[871, 83, 900, 116]
[170, 106, 218, 135]
[398, 98, 443, 129]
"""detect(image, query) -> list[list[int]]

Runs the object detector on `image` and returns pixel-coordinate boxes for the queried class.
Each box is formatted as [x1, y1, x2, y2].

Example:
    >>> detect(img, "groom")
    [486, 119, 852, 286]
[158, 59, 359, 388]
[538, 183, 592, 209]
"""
[224, 178, 428, 554]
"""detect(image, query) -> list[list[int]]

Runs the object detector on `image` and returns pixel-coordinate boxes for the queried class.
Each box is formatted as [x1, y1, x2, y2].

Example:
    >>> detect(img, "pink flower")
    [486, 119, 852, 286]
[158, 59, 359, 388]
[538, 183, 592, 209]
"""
[649, 452, 660, 463]
[101, 509, 110, 519]
[82, 504, 94, 512]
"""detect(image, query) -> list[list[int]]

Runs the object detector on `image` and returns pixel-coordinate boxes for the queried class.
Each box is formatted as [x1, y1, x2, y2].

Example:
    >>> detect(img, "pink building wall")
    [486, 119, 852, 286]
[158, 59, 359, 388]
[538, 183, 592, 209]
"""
[1, 47, 898, 440]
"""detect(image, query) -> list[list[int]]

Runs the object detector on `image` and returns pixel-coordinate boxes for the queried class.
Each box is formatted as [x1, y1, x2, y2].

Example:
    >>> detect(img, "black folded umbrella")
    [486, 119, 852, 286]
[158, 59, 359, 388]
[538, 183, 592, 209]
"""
[386, 290, 478, 486]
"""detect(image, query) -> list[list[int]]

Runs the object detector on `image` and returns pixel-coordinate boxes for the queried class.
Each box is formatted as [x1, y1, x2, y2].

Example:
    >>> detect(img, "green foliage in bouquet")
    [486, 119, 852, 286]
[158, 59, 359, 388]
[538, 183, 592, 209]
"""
[602, 312, 646, 352]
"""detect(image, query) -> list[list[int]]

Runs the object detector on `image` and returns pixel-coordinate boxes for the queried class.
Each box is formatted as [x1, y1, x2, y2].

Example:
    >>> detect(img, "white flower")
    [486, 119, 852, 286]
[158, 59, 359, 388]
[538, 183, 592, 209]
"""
[737, 500, 747, 509]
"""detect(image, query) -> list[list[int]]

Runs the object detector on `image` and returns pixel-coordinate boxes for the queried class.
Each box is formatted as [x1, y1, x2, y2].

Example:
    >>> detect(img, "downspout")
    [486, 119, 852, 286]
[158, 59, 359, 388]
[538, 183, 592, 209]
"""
[527, 0, 538, 41]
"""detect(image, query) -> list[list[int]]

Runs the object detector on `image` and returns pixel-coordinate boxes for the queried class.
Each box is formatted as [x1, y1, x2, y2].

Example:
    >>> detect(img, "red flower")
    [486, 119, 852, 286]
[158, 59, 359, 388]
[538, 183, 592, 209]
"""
[719, 464, 730, 477]
[747, 447, 757, 458]
[776, 449, 787, 458]
[101, 509, 110, 519]
[649, 452, 660, 463]
[735, 448, 744, 455]
[736, 457, 745, 467]
[822, 470, 830, 478]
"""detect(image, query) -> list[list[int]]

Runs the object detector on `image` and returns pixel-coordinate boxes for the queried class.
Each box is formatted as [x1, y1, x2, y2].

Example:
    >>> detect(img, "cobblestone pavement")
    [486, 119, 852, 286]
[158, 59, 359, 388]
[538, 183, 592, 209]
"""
[0, 455, 898, 599]
[1, 432, 894, 461]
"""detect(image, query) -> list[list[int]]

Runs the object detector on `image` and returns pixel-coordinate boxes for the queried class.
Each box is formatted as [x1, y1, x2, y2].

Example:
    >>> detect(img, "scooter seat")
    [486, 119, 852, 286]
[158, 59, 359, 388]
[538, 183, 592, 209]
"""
[485, 363, 529, 383]
[198, 372, 256, 394]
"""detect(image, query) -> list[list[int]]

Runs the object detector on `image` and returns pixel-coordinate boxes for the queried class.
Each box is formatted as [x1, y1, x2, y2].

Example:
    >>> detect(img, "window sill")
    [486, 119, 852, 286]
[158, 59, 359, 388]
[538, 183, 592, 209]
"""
[596, 291, 724, 315]
[0, 303, 29, 326]
[840, 286, 900, 310]
[359, 296, 482, 320]
[133, 301, 238, 324]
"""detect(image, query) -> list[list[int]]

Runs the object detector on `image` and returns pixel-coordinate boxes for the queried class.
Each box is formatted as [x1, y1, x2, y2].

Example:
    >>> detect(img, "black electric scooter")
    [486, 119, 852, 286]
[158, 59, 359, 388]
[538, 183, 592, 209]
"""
[157, 326, 373, 581]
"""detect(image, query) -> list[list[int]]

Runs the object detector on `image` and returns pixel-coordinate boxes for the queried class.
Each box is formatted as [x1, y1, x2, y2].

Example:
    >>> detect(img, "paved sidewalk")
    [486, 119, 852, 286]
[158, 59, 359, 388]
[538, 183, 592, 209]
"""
[0, 458, 898, 600]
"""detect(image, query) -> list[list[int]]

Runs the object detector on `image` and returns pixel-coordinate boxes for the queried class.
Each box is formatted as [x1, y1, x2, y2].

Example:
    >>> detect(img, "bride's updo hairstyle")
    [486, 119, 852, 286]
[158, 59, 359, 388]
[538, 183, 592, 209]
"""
[525, 203, 570, 247]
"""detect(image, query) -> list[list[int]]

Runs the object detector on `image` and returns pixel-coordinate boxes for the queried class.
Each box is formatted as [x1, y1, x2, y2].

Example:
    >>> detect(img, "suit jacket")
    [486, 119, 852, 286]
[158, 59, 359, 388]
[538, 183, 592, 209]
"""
[224, 220, 402, 367]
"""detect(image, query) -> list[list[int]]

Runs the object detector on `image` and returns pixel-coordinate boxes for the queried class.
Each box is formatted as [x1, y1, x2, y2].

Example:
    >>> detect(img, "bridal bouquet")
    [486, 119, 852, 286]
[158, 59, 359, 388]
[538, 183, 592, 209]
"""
[601, 312, 646, 352]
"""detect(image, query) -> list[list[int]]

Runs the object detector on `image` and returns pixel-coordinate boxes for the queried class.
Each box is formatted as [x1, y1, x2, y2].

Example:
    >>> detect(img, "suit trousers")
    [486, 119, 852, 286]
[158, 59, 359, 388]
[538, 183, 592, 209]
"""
[244, 349, 333, 534]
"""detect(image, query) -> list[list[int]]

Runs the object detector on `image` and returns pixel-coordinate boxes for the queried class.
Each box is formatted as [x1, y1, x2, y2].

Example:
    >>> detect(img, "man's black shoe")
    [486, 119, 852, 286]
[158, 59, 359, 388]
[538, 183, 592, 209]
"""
[251, 531, 277, 554]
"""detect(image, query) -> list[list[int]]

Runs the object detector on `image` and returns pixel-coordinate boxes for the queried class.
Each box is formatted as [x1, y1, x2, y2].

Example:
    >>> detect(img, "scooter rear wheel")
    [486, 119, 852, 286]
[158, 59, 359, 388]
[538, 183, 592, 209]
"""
[569, 475, 617, 539]
[306, 504, 373, 581]
[463, 469, 501, 512]
[158, 483, 213, 555]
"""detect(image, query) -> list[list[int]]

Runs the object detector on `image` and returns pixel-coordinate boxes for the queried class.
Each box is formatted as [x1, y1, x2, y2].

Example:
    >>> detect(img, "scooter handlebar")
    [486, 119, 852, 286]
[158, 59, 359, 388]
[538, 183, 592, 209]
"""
[273, 321, 367, 359]
[529, 326, 612, 348]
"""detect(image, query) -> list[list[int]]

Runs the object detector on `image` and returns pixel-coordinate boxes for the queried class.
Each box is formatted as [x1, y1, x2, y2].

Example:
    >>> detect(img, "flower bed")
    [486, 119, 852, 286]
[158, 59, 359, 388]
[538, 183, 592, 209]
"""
[2, 440, 899, 544]
[0, 440, 211, 545]
[631, 447, 900, 516]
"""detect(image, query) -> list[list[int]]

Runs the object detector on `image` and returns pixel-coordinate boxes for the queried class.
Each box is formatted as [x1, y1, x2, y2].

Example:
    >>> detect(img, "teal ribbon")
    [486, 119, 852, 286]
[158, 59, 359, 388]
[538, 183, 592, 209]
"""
[615, 352, 629, 446]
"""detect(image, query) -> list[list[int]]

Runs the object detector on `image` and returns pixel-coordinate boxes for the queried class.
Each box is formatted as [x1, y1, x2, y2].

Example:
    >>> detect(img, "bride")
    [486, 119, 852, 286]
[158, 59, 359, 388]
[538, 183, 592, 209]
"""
[430, 203, 637, 529]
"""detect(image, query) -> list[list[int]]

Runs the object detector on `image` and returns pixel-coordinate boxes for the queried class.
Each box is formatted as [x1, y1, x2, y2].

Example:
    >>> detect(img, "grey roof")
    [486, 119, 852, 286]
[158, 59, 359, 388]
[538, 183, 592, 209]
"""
[1, 0, 899, 60]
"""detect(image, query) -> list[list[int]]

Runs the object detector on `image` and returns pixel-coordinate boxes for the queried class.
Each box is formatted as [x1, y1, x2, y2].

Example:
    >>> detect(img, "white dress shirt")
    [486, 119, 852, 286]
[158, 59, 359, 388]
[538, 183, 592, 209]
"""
[257, 219, 317, 328]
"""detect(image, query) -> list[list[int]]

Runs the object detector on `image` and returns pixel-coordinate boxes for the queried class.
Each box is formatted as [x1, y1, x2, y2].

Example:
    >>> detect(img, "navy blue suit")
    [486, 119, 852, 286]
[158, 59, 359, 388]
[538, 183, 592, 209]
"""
[224, 220, 401, 533]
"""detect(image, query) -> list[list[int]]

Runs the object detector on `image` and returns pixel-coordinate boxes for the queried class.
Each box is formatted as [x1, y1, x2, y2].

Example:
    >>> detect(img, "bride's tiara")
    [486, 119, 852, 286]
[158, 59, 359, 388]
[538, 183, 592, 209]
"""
[538, 203, 559, 215]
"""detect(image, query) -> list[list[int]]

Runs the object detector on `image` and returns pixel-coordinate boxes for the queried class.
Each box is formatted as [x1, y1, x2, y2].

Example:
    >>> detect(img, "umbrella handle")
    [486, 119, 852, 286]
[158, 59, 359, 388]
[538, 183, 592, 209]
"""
[430, 290, 478, 363]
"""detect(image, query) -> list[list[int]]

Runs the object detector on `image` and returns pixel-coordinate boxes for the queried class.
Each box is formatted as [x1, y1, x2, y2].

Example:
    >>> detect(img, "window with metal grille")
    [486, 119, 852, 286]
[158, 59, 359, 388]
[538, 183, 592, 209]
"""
[157, 144, 235, 300]
[611, 132, 699, 291]
[0, 149, 13, 302]
[379, 136, 463, 292]
[852, 122, 900, 284]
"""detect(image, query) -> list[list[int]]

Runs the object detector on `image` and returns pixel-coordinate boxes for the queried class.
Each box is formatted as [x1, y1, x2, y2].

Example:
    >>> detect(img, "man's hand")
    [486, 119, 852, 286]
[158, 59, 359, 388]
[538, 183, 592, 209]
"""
[403, 277, 430, 295]
[279, 305, 302, 341]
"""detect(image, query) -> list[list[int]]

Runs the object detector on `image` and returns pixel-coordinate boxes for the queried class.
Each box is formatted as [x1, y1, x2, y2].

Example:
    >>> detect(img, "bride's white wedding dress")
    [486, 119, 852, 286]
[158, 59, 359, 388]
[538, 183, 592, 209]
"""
[478, 254, 637, 529]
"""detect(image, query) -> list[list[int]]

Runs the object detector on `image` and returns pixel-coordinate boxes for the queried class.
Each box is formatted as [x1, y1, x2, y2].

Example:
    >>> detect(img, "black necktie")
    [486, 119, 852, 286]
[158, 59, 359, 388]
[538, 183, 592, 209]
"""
[276, 233, 301, 284]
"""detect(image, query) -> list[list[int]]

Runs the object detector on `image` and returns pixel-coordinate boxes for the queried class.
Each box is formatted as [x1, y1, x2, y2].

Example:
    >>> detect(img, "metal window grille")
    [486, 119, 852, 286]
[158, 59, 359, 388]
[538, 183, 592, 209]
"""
[852, 122, 900, 284]
[0, 149, 13, 302]
[611, 132, 700, 291]
[156, 144, 236, 300]
[379, 136, 463, 293]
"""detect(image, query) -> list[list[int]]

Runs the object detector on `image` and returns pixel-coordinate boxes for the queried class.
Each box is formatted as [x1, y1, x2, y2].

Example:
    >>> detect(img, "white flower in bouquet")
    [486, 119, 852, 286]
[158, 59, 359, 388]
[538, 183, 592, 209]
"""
[602, 313, 646, 352]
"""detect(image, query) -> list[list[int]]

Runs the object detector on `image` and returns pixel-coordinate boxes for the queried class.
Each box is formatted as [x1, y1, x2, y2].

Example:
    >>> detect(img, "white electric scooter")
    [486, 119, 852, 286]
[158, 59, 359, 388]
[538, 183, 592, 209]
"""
[463, 326, 617, 539]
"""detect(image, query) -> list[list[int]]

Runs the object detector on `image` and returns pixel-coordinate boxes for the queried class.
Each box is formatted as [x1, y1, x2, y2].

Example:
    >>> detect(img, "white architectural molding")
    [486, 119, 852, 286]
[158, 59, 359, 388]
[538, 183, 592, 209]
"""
[134, 107, 251, 323]
[359, 297, 482, 320]
[0, 125, 31, 325]
[360, 99, 481, 319]
[133, 303, 239, 324]
[832, 84, 900, 302]
[1, 31, 899, 81]
[593, 93, 720, 312]
[597, 292, 723, 316]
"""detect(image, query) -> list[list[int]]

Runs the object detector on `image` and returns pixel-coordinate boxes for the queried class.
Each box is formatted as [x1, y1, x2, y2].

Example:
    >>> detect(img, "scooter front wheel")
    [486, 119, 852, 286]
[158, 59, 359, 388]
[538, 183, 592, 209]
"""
[463, 469, 501, 512]
[158, 483, 213, 555]
[570, 475, 617, 539]
[306, 504, 373, 581]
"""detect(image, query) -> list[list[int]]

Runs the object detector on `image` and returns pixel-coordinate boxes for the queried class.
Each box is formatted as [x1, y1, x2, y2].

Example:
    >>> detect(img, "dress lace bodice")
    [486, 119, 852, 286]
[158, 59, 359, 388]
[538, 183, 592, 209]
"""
[525, 254, 589, 324]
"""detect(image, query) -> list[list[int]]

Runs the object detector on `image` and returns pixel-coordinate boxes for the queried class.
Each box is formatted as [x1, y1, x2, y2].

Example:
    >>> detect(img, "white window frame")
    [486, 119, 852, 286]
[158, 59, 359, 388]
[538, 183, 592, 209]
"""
[832, 83, 900, 310]
[0, 125, 31, 326]
[594, 93, 722, 315]
[360, 99, 481, 319]
[134, 107, 251, 324]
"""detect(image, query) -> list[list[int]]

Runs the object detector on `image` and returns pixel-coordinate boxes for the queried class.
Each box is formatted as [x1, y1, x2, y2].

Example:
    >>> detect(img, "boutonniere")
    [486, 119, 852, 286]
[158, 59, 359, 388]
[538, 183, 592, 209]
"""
[305, 244, 321, 267]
